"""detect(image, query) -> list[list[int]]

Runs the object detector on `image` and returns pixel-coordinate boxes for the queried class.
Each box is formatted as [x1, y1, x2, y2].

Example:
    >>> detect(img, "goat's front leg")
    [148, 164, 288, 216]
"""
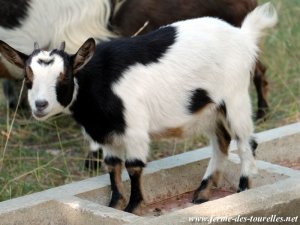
[104, 156, 127, 209]
[124, 159, 145, 214]
[123, 131, 149, 214]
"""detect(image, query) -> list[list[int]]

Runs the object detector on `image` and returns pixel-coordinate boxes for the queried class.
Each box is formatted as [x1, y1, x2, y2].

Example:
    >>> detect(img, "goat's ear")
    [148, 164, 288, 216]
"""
[0, 41, 29, 68]
[72, 38, 96, 74]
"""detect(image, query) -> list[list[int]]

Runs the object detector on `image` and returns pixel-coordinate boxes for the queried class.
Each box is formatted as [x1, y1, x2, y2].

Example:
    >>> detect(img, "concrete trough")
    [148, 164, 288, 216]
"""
[0, 122, 299, 225]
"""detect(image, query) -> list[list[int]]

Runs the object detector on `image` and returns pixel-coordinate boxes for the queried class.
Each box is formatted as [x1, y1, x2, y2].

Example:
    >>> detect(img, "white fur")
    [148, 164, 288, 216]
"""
[112, 17, 257, 164]
[242, 2, 278, 41]
[28, 52, 65, 120]
[28, 51, 79, 120]
[203, 134, 228, 180]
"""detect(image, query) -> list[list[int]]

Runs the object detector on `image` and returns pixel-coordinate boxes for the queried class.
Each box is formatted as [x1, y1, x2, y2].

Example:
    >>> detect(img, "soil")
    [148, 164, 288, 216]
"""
[275, 160, 300, 170]
[143, 186, 235, 217]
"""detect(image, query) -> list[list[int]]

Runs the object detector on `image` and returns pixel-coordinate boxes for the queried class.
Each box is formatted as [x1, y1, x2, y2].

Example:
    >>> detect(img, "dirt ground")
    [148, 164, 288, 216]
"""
[144, 186, 235, 217]
[276, 160, 300, 170]
[143, 159, 300, 217]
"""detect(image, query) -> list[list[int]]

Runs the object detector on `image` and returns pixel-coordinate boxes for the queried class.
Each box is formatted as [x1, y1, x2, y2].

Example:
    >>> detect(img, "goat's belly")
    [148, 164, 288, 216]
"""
[149, 104, 217, 139]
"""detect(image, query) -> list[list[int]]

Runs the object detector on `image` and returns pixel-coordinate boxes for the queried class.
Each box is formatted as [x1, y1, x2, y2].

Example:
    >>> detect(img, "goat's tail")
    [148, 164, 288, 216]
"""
[242, 2, 278, 41]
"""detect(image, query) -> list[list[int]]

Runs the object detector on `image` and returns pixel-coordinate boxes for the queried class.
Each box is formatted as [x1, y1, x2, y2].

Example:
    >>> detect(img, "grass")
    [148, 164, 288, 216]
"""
[0, 0, 299, 202]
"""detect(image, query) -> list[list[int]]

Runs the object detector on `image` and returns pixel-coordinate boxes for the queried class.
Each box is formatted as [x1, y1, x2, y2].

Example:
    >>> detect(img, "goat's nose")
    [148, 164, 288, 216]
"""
[35, 100, 49, 111]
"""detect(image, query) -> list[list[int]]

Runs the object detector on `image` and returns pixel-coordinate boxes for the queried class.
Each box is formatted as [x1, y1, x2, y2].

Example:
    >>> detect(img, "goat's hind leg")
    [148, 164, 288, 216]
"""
[236, 136, 258, 192]
[227, 96, 258, 192]
[192, 122, 231, 204]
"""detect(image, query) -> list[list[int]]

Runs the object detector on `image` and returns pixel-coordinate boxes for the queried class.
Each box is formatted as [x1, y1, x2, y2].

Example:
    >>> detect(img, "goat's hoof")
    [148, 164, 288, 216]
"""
[237, 187, 249, 193]
[124, 200, 146, 215]
[237, 176, 250, 193]
[84, 150, 103, 171]
[192, 198, 209, 204]
[192, 190, 210, 204]
[109, 196, 127, 210]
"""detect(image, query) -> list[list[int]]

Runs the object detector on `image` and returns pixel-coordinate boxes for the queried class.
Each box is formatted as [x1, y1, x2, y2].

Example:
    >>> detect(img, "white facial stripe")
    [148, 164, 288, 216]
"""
[27, 51, 66, 120]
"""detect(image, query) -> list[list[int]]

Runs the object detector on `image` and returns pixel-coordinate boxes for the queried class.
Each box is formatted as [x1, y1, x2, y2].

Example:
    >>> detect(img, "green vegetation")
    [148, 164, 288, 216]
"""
[0, 0, 299, 202]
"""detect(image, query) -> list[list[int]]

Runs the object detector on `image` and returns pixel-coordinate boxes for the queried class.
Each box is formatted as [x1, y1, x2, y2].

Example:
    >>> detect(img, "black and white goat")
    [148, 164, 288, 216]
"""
[1, 0, 269, 120]
[0, 3, 277, 214]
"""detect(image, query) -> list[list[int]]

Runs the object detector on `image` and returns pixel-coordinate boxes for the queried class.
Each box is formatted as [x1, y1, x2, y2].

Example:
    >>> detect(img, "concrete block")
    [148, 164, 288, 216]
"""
[0, 122, 299, 225]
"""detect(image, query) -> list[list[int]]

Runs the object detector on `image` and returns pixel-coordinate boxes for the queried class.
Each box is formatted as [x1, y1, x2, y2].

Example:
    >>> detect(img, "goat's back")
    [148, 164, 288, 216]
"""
[109, 18, 258, 132]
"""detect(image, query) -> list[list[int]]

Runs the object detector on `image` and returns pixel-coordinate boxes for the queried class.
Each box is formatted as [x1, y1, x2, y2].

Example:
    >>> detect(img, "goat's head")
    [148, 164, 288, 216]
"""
[0, 38, 96, 120]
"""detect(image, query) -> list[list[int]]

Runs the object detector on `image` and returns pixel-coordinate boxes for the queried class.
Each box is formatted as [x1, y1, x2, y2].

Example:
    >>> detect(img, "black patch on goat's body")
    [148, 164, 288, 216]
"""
[56, 69, 74, 107]
[104, 156, 123, 166]
[218, 100, 227, 117]
[0, 0, 31, 29]
[125, 159, 146, 168]
[70, 26, 177, 144]
[249, 138, 258, 157]
[188, 88, 213, 114]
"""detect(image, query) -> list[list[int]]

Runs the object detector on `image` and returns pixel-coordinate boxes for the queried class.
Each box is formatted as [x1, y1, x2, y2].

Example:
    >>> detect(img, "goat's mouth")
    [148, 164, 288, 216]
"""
[33, 110, 49, 120]
[33, 110, 63, 121]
